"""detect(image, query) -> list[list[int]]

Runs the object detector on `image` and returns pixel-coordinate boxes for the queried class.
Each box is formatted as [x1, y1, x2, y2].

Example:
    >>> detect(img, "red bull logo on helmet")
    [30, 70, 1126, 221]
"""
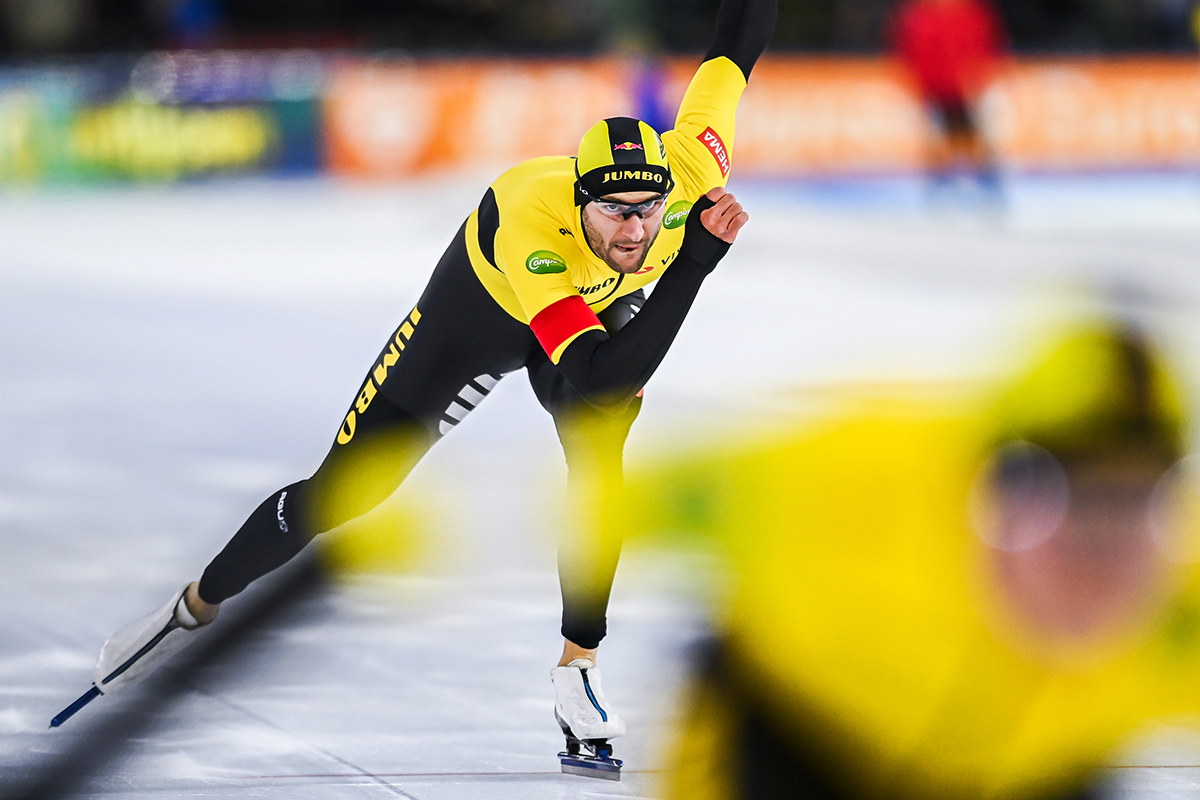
[613, 142, 644, 151]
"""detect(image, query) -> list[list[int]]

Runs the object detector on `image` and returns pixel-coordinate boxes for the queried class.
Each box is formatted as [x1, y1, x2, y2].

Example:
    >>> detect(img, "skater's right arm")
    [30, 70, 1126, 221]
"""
[551, 189, 747, 414]
[704, 0, 778, 80]
[659, 0, 775, 202]
[543, 0, 767, 415]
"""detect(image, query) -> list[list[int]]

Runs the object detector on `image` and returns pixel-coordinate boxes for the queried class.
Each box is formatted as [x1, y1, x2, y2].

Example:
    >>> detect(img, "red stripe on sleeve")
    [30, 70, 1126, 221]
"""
[530, 296, 604, 361]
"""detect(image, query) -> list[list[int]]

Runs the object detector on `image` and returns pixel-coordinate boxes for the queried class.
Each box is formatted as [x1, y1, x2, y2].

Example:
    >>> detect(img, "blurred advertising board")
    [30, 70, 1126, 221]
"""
[720, 57, 1200, 174]
[722, 57, 926, 174]
[4, 53, 1197, 183]
[0, 50, 325, 183]
[323, 58, 629, 178]
[989, 59, 1200, 171]
[324, 55, 1200, 178]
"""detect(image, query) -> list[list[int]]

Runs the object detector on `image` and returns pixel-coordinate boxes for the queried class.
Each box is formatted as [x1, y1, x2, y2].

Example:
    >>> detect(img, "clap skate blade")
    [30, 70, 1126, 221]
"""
[558, 730, 622, 780]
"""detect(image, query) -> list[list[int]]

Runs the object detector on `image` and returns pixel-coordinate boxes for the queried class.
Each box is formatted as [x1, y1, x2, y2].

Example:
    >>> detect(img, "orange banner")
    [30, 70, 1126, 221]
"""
[323, 56, 1200, 177]
[715, 57, 926, 174]
[325, 59, 630, 178]
[990, 59, 1200, 169]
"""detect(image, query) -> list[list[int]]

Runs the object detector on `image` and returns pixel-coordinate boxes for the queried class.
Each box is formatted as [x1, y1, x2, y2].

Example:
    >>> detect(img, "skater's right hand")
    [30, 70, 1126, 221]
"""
[679, 188, 746, 275]
[698, 187, 749, 244]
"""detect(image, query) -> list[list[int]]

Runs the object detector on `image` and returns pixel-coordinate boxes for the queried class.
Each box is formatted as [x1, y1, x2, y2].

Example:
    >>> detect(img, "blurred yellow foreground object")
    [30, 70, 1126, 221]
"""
[318, 500, 432, 576]
[623, 319, 1200, 800]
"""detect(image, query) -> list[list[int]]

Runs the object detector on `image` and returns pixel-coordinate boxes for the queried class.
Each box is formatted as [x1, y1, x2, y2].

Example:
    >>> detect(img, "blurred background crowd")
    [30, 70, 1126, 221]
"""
[2, 0, 1198, 186]
[0, 0, 1196, 58]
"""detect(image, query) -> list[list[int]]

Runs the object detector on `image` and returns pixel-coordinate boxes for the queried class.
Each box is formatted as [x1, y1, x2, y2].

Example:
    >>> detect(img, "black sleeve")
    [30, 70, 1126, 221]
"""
[554, 197, 731, 414]
[704, 0, 778, 81]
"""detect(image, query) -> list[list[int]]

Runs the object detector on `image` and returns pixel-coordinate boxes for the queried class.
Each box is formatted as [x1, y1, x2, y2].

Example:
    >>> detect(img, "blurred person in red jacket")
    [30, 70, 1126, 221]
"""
[889, 0, 1007, 205]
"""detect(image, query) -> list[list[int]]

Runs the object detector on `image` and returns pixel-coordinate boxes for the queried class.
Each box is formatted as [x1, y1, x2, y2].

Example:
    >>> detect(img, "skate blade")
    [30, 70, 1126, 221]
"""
[49, 685, 102, 729]
[559, 751, 622, 781]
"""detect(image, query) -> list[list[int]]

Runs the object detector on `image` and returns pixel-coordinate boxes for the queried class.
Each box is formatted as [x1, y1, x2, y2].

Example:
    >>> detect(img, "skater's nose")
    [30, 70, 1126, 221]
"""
[617, 214, 646, 239]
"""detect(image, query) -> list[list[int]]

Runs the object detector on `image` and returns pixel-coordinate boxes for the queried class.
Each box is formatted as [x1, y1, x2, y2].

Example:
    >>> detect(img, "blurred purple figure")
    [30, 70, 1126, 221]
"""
[151, 0, 222, 48]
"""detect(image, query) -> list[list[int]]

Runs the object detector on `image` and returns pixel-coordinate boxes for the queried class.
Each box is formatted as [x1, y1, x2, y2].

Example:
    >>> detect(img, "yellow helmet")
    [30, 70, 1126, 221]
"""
[993, 321, 1187, 465]
[574, 117, 672, 203]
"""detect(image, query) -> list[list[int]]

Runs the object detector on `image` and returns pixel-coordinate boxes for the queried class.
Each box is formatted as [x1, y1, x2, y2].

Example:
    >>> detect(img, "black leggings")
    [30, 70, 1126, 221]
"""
[198, 222, 642, 649]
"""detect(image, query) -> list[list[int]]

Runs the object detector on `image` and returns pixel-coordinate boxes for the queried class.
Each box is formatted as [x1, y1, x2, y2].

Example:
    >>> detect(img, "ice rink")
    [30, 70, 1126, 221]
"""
[3, 172, 1200, 799]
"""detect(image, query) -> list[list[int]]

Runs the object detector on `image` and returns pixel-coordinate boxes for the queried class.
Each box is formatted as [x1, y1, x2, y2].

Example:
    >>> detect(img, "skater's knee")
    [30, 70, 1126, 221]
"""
[555, 396, 641, 466]
[308, 403, 432, 532]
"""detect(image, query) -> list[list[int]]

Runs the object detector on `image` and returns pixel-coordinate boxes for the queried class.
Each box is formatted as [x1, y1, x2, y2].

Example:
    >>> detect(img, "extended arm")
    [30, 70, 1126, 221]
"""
[555, 191, 746, 414]
[704, 0, 778, 80]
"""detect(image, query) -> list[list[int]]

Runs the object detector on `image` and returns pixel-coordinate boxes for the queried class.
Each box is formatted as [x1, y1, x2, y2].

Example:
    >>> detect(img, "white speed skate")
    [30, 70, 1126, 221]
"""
[94, 584, 210, 694]
[551, 658, 625, 780]
[51, 584, 216, 728]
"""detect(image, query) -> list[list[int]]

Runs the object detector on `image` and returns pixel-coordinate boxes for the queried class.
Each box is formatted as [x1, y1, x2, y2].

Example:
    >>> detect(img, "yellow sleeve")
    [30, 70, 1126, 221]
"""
[491, 186, 604, 360]
[495, 214, 575, 319]
[662, 57, 748, 199]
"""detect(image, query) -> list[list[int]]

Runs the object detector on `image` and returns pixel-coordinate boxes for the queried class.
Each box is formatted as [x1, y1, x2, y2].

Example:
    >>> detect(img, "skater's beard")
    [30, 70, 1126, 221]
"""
[582, 204, 662, 275]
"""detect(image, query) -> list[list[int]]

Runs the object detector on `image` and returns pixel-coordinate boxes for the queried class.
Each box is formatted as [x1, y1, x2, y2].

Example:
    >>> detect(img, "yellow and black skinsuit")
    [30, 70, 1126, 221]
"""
[196, 0, 777, 650]
[621, 327, 1200, 800]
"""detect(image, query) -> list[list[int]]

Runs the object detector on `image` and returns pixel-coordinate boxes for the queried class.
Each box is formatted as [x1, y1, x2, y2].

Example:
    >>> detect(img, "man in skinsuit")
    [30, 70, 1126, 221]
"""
[88, 0, 777, 768]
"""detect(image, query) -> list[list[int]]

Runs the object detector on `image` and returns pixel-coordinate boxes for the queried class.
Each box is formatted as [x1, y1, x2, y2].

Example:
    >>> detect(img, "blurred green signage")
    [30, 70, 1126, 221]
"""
[0, 52, 324, 183]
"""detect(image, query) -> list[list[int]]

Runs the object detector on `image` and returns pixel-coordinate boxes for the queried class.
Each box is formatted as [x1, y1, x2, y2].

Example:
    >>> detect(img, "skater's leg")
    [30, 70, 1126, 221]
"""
[552, 396, 641, 652]
[197, 390, 432, 604]
[93, 366, 433, 695]
[532, 294, 640, 747]
[547, 413, 632, 764]
[528, 289, 645, 655]
[91, 224, 534, 697]
[199, 225, 534, 604]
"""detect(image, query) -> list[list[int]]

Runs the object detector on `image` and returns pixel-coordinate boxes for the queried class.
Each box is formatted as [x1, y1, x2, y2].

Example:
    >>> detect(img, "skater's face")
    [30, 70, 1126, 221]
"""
[977, 446, 1180, 641]
[582, 191, 665, 274]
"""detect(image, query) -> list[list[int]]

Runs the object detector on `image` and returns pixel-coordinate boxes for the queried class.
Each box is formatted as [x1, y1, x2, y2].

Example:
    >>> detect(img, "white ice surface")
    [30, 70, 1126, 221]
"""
[1, 172, 1200, 798]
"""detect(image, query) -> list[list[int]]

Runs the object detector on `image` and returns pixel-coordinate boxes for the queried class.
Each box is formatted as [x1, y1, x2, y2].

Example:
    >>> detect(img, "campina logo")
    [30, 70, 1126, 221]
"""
[663, 200, 692, 229]
[526, 250, 567, 274]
